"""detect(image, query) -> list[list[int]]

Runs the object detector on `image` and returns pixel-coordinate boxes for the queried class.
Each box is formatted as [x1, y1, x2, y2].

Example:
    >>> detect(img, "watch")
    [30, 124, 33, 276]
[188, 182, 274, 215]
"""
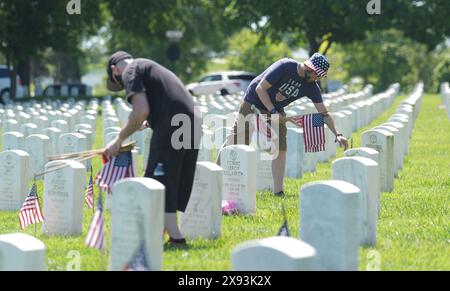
[270, 108, 278, 114]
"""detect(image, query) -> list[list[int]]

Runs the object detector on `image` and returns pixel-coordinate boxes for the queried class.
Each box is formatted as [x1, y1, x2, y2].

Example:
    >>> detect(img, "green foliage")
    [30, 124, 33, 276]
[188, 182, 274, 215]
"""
[226, 29, 292, 74]
[338, 30, 430, 93]
[105, 0, 238, 82]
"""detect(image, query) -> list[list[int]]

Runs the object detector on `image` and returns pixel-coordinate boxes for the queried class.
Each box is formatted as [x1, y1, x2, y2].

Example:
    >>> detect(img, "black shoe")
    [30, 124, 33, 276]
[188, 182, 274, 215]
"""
[167, 237, 187, 248]
[274, 191, 285, 197]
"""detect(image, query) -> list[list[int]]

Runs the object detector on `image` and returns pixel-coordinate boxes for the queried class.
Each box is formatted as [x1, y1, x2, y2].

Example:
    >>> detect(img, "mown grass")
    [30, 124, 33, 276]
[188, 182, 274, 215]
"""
[0, 94, 448, 270]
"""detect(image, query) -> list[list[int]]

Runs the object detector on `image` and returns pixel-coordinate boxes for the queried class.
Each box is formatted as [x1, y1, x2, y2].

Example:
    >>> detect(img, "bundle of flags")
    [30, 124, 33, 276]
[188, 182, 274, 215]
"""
[95, 151, 135, 193]
[124, 241, 150, 271]
[290, 113, 326, 153]
[19, 183, 44, 230]
[85, 193, 105, 251]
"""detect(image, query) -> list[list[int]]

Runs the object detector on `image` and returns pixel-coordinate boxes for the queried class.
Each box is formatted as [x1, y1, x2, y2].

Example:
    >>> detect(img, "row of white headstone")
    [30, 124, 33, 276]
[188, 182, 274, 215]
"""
[440, 82, 450, 119]
[230, 83, 424, 271]
[0, 100, 98, 181]
[0, 83, 421, 270]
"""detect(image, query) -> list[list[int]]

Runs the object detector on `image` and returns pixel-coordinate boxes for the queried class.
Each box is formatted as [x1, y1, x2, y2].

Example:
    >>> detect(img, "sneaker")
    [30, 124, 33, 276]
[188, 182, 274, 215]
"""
[274, 191, 285, 197]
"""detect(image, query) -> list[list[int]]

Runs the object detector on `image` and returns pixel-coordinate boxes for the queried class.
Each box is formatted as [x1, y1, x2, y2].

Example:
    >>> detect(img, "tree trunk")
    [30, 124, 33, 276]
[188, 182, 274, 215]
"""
[18, 56, 31, 96]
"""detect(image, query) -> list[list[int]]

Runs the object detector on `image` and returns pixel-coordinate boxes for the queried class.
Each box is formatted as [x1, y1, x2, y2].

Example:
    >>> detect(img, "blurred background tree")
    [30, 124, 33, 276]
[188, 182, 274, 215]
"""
[0, 0, 448, 97]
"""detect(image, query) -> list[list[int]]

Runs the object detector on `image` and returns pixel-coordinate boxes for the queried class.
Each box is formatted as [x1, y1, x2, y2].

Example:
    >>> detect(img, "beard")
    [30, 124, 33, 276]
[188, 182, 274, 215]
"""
[304, 71, 315, 82]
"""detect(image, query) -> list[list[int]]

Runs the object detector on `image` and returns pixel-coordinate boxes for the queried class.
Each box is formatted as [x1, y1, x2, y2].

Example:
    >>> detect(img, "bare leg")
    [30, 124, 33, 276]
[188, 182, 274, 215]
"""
[164, 212, 183, 239]
[272, 150, 286, 193]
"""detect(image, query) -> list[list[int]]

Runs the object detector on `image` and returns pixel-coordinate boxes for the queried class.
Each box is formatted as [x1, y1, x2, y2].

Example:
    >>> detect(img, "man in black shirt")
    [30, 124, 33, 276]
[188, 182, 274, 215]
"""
[104, 51, 201, 246]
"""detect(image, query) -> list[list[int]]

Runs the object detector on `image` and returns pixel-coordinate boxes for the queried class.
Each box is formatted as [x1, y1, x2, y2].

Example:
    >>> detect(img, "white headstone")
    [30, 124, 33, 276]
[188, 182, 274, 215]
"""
[59, 133, 87, 157]
[221, 145, 257, 215]
[285, 128, 303, 179]
[0, 233, 45, 271]
[256, 150, 273, 191]
[197, 129, 214, 163]
[0, 150, 30, 211]
[43, 160, 86, 235]
[345, 147, 381, 206]
[180, 162, 223, 240]
[3, 119, 19, 132]
[51, 120, 69, 134]
[20, 123, 38, 137]
[300, 180, 361, 271]
[25, 134, 50, 179]
[232, 236, 318, 271]
[104, 117, 120, 129]
[141, 128, 153, 174]
[110, 178, 165, 271]
[385, 121, 407, 157]
[42, 127, 62, 157]
[332, 157, 379, 246]
[362, 129, 394, 192]
[375, 125, 402, 175]
[2, 132, 25, 151]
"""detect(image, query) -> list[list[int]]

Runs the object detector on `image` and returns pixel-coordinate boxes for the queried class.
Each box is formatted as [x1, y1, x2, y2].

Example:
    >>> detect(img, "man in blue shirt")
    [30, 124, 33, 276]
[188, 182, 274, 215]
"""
[219, 53, 348, 196]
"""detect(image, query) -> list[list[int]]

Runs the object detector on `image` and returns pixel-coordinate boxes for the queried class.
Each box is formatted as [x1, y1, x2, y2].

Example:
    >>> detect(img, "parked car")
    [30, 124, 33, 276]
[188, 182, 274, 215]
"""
[0, 65, 27, 104]
[186, 71, 256, 96]
[43, 83, 92, 97]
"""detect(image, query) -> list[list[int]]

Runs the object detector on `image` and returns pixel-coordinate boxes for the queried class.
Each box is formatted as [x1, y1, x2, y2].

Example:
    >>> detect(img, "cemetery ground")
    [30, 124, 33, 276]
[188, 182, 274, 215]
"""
[0, 94, 449, 271]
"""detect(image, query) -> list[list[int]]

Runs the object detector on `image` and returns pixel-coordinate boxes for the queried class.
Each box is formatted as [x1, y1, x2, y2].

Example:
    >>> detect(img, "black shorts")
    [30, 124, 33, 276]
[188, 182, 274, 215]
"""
[144, 124, 200, 213]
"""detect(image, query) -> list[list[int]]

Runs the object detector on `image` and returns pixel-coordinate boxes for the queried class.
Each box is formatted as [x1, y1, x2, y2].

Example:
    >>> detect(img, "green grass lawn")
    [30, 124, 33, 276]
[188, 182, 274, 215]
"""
[0, 94, 448, 271]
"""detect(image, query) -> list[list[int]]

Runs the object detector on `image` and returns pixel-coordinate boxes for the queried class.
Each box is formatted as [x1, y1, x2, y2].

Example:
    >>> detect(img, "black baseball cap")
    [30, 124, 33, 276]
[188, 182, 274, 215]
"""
[106, 51, 133, 92]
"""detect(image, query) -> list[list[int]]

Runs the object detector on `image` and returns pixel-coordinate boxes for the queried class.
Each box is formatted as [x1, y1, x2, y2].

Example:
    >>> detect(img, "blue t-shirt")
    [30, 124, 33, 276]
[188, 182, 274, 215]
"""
[244, 58, 323, 111]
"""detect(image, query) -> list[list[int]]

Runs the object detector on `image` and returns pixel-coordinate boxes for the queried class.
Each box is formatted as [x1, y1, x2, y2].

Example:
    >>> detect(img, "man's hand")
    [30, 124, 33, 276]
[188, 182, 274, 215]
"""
[105, 137, 123, 158]
[336, 135, 349, 151]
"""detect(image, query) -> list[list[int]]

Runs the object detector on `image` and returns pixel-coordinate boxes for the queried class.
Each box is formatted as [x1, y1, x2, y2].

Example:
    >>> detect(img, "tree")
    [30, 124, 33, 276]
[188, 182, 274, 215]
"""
[105, 0, 239, 82]
[226, 28, 292, 74]
[0, 0, 103, 97]
[339, 29, 429, 92]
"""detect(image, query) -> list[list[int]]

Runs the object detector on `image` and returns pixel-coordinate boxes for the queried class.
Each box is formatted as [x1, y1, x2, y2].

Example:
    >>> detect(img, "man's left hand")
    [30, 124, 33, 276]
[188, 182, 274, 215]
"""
[336, 135, 349, 151]
[105, 137, 123, 158]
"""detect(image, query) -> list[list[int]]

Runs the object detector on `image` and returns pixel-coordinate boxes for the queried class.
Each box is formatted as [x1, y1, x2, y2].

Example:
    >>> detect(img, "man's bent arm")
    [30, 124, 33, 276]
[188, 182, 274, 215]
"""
[118, 93, 150, 142]
[313, 102, 340, 136]
[256, 79, 276, 112]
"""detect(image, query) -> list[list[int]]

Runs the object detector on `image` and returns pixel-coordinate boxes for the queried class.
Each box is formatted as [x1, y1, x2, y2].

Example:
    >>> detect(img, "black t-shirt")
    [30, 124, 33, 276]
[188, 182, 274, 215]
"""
[122, 58, 196, 130]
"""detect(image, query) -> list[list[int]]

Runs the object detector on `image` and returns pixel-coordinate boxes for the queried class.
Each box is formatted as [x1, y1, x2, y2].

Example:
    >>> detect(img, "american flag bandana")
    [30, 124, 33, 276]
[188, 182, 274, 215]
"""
[304, 53, 330, 78]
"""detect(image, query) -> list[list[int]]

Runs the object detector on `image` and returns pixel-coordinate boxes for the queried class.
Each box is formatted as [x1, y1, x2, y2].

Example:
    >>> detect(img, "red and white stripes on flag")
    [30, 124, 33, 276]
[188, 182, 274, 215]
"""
[95, 151, 135, 193]
[85, 195, 105, 251]
[19, 183, 44, 230]
[302, 113, 325, 152]
[255, 114, 274, 139]
[254, 113, 279, 153]
[85, 175, 94, 209]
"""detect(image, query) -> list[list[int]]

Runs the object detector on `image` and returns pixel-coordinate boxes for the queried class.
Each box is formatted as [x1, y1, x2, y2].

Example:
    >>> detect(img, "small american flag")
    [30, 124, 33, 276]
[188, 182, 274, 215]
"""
[124, 241, 150, 271]
[85, 174, 94, 209]
[85, 193, 105, 251]
[19, 183, 44, 230]
[254, 113, 279, 153]
[255, 114, 273, 139]
[95, 151, 135, 193]
[302, 113, 325, 152]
